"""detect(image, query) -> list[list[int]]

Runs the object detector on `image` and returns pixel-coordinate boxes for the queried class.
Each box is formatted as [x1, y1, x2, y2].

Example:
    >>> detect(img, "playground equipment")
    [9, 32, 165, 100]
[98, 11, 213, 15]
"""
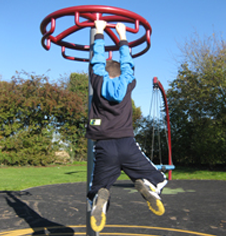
[40, 5, 152, 62]
[149, 77, 175, 180]
[40, 5, 173, 235]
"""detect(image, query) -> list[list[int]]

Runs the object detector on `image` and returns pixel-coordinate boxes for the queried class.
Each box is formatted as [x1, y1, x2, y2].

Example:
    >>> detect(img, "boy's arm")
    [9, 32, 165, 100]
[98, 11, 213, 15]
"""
[90, 21, 108, 78]
[116, 23, 134, 81]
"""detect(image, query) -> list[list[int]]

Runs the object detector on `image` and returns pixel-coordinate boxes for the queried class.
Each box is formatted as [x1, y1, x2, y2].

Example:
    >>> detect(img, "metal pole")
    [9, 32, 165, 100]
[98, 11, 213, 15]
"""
[86, 26, 99, 236]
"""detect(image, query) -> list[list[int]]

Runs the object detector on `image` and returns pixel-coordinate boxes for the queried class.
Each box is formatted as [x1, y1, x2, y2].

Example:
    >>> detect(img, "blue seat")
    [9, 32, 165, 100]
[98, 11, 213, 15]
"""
[155, 165, 175, 172]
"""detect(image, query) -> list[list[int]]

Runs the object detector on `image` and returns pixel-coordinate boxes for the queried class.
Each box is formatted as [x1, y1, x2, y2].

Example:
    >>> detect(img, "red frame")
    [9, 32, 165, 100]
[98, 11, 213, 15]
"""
[153, 77, 173, 180]
[40, 5, 152, 62]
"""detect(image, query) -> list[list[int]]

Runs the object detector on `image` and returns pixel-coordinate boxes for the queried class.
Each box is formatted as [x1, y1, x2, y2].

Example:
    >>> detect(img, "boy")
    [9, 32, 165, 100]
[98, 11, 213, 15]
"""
[86, 20, 167, 232]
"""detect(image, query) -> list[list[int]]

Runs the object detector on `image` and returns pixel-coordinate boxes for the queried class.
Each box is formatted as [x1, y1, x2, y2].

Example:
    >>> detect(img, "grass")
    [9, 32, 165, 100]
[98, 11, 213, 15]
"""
[170, 166, 226, 180]
[0, 163, 87, 191]
[0, 163, 225, 191]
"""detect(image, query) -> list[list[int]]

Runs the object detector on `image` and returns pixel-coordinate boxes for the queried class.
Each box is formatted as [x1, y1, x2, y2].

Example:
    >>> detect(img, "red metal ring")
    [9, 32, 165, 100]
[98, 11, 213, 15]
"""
[40, 5, 152, 61]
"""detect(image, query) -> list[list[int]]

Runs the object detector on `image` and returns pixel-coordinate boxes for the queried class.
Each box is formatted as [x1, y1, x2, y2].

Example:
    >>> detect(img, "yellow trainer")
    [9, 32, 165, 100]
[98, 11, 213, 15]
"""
[90, 188, 109, 232]
[135, 179, 166, 216]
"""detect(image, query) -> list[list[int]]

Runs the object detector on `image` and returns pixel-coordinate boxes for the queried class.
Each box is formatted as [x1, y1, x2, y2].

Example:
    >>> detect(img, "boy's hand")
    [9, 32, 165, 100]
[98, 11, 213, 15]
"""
[94, 20, 107, 34]
[116, 23, 127, 41]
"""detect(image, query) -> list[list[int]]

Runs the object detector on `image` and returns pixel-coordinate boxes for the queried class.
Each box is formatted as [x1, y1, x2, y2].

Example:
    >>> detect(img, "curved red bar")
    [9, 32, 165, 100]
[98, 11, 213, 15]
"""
[153, 77, 173, 180]
[42, 18, 56, 50]
[40, 5, 152, 61]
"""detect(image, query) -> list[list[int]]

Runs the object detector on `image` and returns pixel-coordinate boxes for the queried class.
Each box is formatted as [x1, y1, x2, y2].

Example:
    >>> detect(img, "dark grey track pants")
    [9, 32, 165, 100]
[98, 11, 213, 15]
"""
[87, 137, 166, 201]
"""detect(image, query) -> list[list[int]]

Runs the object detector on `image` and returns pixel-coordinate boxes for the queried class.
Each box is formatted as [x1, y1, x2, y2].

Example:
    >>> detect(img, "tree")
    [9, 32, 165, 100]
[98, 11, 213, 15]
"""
[0, 72, 85, 165]
[135, 115, 169, 165]
[167, 32, 226, 167]
[67, 72, 88, 108]
[60, 72, 89, 161]
[132, 99, 142, 132]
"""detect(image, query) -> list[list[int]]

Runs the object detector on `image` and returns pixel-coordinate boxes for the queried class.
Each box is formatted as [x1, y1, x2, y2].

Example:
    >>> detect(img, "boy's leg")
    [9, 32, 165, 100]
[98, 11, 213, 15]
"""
[119, 138, 167, 215]
[90, 188, 110, 232]
[88, 139, 121, 232]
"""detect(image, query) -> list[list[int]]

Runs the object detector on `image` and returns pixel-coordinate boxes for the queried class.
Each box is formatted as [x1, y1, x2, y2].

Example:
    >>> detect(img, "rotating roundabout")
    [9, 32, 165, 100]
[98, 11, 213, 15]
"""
[0, 180, 225, 236]
[0, 225, 217, 236]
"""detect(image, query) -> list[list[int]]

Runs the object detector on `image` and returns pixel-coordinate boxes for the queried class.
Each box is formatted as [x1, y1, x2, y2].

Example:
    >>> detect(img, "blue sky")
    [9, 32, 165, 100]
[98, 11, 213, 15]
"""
[1, 0, 225, 116]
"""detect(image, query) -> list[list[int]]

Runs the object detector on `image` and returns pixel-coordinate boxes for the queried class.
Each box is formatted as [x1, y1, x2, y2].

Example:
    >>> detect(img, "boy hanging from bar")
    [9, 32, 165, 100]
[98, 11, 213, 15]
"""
[85, 20, 168, 232]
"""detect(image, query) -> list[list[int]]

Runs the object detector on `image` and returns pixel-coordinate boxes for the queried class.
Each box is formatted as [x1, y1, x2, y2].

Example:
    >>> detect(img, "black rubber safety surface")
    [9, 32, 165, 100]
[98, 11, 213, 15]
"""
[0, 180, 225, 236]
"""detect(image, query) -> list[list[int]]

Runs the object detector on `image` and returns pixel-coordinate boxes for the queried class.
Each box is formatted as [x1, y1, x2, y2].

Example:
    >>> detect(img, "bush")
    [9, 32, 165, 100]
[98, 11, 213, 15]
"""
[0, 129, 58, 166]
[0, 72, 85, 166]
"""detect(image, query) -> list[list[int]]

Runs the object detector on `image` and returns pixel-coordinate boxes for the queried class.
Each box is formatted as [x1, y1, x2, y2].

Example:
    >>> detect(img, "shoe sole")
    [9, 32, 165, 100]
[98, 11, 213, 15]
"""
[91, 188, 109, 232]
[135, 179, 165, 216]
